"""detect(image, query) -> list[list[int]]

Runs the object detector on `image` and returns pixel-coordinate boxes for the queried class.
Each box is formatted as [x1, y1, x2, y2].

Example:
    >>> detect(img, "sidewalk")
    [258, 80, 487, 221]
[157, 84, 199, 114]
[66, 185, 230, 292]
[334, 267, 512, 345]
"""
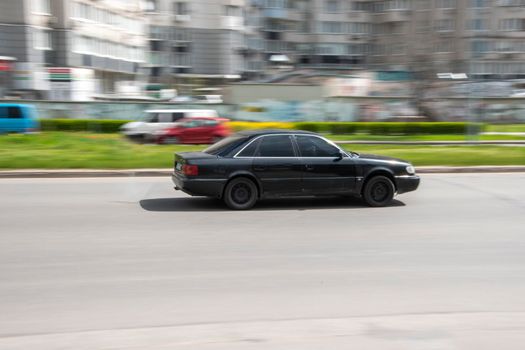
[1, 166, 524, 178]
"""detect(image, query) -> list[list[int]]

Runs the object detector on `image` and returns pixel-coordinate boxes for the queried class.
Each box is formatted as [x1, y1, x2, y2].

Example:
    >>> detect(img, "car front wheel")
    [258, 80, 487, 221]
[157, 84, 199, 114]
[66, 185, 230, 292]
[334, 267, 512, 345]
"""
[224, 177, 258, 210]
[362, 175, 395, 207]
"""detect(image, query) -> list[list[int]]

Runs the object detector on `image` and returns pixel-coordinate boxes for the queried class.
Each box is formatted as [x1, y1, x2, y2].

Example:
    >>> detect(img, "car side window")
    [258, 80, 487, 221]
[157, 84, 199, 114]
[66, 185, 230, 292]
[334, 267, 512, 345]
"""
[0, 107, 7, 118]
[158, 113, 172, 123]
[183, 120, 205, 128]
[8, 107, 22, 119]
[237, 138, 261, 157]
[172, 112, 184, 122]
[296, 135, 341, 157]
[255, 135, 295, 157]
[147, 114, 159, 123]
[203, 120, 218, 126]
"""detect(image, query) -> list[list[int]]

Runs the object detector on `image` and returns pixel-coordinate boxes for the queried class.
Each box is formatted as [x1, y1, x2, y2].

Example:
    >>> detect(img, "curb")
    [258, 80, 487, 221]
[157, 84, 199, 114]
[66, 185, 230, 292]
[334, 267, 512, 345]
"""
[1, 167, 525, 178]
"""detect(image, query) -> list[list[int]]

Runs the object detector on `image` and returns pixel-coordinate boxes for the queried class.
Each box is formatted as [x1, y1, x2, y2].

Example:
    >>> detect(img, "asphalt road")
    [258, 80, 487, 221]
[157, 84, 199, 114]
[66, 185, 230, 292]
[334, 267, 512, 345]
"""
[1, 174, 525, 349]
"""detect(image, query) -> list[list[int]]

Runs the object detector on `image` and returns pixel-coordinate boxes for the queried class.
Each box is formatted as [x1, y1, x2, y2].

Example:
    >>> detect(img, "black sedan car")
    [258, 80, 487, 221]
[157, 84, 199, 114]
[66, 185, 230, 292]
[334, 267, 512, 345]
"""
[172, 130, 420, 210]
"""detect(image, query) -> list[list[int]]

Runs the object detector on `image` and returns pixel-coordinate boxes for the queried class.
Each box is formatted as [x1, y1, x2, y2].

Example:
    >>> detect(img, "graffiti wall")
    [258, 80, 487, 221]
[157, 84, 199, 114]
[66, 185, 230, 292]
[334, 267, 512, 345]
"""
[4, 98, 525, 123]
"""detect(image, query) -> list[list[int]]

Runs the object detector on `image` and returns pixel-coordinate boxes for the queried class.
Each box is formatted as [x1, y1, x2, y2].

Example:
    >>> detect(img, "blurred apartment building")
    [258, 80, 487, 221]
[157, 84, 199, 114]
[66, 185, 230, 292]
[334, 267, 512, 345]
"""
[144, 0, 266, 93]
[145, 0, 525, 88]
[1, 0, 524, 99]
[0, 0, 147, 99]
[254, 0, 525, 79]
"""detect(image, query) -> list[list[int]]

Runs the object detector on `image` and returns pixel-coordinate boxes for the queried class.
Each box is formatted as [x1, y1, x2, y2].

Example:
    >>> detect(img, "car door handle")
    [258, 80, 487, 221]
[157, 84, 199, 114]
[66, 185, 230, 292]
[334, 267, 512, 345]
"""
[304, 164, 314, 171]
[254, 165, 266, 171]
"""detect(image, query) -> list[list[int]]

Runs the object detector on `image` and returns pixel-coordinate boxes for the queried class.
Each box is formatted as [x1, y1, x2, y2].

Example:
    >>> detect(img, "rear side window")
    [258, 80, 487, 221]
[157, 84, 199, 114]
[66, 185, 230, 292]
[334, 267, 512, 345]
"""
[256, 135, 295, 157]
[237, 138, 261, 157]
[204, 135, 248, 156]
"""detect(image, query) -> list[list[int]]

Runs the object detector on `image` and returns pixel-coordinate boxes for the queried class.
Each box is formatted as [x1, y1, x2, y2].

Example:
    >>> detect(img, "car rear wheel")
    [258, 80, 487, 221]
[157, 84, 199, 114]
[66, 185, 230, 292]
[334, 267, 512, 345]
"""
[224, 177, 258, 210]
[362, 175, 395, 207]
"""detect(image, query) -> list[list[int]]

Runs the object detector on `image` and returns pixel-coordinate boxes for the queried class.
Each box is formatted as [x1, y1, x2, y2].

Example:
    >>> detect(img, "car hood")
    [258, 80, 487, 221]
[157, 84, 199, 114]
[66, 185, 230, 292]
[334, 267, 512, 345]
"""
[357, 153, 408, 164]
[121, 121, 144, 130]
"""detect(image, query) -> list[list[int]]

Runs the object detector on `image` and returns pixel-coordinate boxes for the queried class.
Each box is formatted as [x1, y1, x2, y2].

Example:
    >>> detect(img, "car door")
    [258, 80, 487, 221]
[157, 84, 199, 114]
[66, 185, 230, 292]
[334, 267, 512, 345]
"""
[180, 119, 207, 143]
[240, 135, 303, 196]
[294, 135, 357, 195]
[3, 106, 24, 132]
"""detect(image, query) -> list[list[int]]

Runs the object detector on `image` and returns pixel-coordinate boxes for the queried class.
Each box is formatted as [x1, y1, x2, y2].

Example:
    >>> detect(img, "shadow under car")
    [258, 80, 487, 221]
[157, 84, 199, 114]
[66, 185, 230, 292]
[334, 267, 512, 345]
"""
[139, 196, 405, 212]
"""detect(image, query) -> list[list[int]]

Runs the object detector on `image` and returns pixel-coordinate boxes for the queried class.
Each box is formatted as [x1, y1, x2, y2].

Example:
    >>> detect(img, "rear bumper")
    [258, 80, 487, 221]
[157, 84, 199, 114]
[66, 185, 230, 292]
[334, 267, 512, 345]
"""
[395, 175, 420, 194]
[172, 173, 227, 198]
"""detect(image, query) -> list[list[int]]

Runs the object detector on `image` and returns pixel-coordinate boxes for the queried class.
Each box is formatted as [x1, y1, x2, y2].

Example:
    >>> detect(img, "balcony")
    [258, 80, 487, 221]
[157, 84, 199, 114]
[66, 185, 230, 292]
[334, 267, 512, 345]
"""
[174, 15, 191, 23]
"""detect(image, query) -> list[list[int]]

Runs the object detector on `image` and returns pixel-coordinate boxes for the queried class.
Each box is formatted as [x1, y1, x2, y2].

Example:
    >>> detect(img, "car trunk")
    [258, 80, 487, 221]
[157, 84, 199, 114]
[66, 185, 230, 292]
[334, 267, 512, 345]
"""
[174, 152, 217, 172]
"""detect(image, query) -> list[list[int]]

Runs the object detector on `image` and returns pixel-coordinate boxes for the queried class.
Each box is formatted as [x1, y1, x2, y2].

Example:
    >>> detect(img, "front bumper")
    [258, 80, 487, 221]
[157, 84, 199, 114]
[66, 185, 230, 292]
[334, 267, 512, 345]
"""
[172, 173, 227, 198]
[395, 175, 420, 194]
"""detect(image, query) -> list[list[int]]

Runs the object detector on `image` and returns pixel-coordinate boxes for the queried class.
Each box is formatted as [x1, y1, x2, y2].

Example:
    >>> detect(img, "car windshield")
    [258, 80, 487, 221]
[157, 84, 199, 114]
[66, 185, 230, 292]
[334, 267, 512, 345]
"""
[203, 135, 247, 155]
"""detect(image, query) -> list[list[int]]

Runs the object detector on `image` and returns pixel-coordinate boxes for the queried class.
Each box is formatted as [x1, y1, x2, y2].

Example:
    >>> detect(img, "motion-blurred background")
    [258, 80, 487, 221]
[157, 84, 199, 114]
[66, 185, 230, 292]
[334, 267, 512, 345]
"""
[1, 0, 525, 169]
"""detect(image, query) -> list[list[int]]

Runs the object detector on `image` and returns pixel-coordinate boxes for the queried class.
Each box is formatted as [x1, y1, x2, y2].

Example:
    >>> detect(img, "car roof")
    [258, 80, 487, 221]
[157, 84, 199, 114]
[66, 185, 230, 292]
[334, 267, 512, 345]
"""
[0, 103, 31, 108]
[238, 129, 319, 137]
[145, 109, 217, 113]
[180, 116, 223, 120]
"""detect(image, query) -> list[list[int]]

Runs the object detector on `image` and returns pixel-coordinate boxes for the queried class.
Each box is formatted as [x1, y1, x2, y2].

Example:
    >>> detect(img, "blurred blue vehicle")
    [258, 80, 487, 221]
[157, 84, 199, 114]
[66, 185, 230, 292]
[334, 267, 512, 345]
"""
[0, 104, 39, 134]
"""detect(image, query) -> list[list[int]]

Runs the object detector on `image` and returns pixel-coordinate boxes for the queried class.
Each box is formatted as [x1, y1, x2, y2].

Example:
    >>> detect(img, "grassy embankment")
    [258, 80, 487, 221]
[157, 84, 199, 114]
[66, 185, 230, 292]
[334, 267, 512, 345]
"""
[0, 132, 524, 169]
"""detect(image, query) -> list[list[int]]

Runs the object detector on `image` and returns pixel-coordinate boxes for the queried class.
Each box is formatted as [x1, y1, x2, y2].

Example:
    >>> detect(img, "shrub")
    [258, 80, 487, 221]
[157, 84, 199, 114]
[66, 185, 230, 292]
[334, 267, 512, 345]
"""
[39, 119, 486, 136]
[227, 121, 294, 132]
[40, 119, 132, 133]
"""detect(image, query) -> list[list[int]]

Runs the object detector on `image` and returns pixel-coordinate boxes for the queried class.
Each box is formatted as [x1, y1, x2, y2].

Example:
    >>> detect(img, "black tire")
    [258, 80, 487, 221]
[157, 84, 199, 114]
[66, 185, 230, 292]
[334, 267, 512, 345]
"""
[223, 177, 258, 210]
[362, 175, 395, 207]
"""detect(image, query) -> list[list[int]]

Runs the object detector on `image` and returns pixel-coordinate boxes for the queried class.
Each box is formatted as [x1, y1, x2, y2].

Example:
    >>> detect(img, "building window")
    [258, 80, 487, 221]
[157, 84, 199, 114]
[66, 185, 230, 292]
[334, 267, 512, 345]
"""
[468, 18, 489, 31]
[348, 22, 370, 34]
[435, 41, 453, 53]
[497, 0, 525, 6]
[499, 18, 525, 31]
[469, 0, 489, 7]
[324, 0, 339, 13]
[352, 2, 370, 11]
[32, 0, 51, 14]
[385, 0, 411, 10]
[435, 0, 456, 8]
[34, 29, 52, 50]
[175, 2, 189, 15]
[435, 19, 455, 31]
[320, 21, 343, 34]
[471, 40, 491, 56]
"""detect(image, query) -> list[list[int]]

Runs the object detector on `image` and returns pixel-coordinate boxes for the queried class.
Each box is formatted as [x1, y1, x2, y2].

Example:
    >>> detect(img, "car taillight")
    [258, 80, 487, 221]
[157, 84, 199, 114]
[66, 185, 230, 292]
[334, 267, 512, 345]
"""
[183, 164, 199, 176]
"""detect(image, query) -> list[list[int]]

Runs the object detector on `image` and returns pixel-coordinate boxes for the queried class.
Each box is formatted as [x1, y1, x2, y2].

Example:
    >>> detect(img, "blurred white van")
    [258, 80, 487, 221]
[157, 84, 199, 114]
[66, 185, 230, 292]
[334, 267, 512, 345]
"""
[121, 109, 219, 142]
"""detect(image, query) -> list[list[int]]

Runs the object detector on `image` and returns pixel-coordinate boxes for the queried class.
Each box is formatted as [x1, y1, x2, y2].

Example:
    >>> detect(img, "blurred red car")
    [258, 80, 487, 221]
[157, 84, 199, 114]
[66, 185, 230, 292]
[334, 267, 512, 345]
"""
[156, 117, 231, 144]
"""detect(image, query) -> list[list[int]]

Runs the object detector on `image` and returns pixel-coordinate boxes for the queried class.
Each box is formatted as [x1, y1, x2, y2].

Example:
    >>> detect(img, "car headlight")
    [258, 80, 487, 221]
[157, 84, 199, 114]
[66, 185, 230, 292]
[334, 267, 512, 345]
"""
[406, 165, 416, 175]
